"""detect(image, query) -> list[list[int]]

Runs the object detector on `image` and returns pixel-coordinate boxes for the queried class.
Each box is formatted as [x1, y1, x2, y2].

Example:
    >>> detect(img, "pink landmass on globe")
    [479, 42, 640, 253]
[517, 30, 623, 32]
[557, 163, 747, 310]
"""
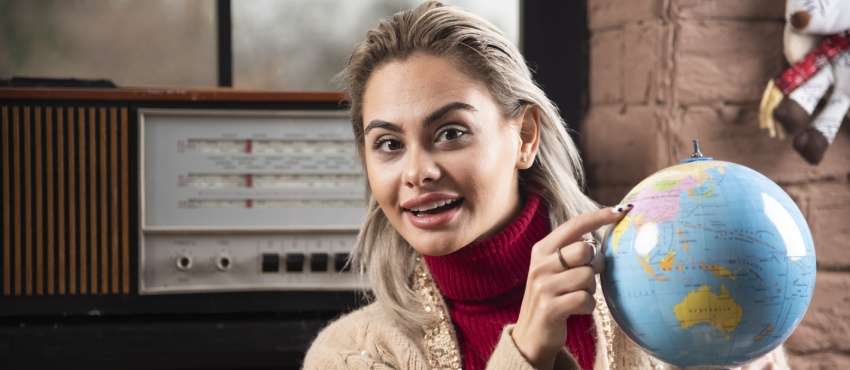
[630, 176, 701, 224]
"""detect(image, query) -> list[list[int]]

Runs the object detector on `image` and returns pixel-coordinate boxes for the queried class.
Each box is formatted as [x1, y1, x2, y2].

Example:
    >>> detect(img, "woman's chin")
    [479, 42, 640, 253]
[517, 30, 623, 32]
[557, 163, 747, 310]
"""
[409, 234, 466, 257]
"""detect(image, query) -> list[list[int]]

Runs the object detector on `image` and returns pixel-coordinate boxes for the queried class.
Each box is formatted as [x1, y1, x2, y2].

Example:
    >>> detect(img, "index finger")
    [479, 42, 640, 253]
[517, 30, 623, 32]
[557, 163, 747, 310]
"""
[537, 204, 633, 255]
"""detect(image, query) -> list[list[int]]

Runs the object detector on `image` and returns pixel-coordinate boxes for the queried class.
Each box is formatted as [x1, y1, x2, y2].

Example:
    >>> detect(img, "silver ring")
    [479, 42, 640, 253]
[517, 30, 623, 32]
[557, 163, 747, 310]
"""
[557, 246, 570, 269]
[584, 238, 600, 265]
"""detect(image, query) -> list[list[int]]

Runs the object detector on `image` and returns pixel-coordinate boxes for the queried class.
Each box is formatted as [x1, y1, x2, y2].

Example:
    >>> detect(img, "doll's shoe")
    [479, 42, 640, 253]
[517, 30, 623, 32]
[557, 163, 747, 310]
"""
[774, 97, 811, 136]
[792, 128, 829, 165]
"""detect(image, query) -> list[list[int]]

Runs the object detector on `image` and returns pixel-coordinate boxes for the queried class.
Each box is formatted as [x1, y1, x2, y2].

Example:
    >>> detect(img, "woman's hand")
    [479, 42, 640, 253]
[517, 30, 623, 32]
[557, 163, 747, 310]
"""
[511, 204, 632, 369]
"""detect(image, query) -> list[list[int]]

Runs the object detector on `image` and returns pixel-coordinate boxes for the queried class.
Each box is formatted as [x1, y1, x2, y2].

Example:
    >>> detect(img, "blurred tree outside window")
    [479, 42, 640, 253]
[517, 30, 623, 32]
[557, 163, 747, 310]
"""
[0, 0, 519, 91]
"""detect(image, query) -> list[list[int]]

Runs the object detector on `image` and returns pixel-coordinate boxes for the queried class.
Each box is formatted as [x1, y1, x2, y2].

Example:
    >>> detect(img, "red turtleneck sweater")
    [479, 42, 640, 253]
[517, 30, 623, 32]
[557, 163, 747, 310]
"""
[423, 193, 596, 370]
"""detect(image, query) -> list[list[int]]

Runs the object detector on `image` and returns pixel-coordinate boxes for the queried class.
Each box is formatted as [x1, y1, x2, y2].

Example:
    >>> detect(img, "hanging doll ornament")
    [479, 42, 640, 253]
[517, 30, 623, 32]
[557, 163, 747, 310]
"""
[759, 0, 850, 165]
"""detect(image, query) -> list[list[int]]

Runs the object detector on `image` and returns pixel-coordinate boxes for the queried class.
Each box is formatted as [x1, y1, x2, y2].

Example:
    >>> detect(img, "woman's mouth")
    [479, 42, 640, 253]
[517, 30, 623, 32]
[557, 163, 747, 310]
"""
[402, 198, 464, 229]
[405, 198, 463, 216]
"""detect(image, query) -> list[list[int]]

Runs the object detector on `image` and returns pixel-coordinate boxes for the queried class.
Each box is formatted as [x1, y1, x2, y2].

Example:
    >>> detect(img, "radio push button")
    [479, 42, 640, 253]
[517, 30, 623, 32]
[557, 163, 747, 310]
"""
[261, 253, 279, 273]
[334, 253, 351, 272]
[285, 253, 305, 272]
[310, 253, 329, 272]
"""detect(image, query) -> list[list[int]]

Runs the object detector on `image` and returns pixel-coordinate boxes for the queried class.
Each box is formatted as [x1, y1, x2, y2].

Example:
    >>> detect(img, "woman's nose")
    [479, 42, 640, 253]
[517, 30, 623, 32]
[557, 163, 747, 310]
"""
[403, 146, 441, 188]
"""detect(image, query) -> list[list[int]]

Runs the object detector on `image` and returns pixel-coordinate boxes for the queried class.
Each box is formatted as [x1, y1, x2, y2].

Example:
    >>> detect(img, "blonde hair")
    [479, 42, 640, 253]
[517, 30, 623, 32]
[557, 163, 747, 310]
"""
[339, 1, 600, 335]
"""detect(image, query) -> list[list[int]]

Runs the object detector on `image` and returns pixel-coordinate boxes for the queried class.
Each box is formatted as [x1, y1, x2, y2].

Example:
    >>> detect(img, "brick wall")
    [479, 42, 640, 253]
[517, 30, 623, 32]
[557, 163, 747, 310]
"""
[581, 0, 850, 368]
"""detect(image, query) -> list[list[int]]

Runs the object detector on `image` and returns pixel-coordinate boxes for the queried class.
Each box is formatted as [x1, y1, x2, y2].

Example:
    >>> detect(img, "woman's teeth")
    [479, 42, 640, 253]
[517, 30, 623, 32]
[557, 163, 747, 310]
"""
[411, 199, 456, 212]
[407, 198, 462, 215]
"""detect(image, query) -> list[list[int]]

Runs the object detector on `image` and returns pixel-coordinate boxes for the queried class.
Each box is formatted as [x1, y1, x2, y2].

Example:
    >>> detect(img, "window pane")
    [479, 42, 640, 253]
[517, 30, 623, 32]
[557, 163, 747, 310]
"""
[233, 0, 519, 91]
[0, 0, 216, 87]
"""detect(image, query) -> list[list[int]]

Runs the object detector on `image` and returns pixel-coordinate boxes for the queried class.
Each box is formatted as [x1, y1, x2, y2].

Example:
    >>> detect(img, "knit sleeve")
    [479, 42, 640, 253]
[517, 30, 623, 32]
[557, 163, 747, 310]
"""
[486, 325, 581, 370]
[303, 321, 405, 370]
[302, 323, 376, 370]
[302, 305, 416, 370]
[303, 344, 396, 370]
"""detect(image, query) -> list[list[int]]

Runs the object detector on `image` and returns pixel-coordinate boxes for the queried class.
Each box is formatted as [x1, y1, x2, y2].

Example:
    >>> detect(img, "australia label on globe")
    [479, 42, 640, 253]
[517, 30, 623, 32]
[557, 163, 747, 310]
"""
[602, 158, 816, 368]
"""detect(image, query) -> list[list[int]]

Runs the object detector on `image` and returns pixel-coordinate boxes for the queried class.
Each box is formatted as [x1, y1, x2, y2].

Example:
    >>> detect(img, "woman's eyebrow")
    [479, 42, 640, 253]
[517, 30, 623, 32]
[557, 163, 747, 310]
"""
[364, 120, 400, 135]
[423, 101, 476, 127]
[364, 101, 477, 135]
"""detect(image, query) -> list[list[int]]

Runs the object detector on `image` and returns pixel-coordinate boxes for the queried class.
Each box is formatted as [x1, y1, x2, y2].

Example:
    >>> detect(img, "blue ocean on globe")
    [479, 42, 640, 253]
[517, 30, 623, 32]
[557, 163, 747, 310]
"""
[601, 152, 816, 368]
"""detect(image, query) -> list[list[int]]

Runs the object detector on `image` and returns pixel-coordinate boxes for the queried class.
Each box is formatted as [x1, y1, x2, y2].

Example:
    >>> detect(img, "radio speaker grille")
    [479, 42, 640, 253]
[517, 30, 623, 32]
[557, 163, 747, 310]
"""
[1, 104, 131, 296]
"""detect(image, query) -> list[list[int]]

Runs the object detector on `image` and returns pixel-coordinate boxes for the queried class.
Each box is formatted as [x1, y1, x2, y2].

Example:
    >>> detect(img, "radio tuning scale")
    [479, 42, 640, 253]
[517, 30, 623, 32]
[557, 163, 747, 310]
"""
[139, 109, 366, 294]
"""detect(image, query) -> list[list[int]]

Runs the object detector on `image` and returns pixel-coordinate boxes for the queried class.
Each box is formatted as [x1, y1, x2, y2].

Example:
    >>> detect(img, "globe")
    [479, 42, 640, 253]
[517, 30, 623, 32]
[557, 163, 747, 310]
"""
[601, 143, 817, 368]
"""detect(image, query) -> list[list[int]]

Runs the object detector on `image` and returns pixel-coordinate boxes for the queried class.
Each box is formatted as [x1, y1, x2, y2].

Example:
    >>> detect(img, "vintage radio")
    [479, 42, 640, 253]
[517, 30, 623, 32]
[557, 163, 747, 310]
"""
[0, 87, 367, 369]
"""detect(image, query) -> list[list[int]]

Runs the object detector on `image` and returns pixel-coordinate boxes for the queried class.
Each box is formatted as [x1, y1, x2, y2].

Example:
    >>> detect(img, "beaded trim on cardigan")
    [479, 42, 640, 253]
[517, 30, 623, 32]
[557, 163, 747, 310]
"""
[595, 288, 617, 370]
[414, 257, 463, 370]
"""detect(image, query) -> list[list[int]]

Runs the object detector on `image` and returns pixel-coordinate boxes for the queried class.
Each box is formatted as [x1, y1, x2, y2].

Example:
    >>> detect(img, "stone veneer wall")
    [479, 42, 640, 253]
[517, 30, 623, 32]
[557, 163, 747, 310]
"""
[581, 0, 850, 368]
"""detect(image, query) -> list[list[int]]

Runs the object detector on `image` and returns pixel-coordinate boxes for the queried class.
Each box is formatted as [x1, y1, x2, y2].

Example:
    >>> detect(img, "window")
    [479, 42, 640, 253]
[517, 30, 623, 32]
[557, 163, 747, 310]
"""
[233, 0, 520, 90]
[0, 1, 216, 87]
[1, 0, 519, 90]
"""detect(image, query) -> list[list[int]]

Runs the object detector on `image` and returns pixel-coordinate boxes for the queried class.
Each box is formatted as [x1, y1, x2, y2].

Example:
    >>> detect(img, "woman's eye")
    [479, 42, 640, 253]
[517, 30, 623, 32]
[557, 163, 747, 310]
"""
[435, 126, 467, 142]
[374, 137, 403, 152]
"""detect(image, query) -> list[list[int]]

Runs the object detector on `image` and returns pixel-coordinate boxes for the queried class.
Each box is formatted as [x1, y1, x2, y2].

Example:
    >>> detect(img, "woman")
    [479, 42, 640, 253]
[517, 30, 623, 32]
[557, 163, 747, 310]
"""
[304, 2, 790, 369]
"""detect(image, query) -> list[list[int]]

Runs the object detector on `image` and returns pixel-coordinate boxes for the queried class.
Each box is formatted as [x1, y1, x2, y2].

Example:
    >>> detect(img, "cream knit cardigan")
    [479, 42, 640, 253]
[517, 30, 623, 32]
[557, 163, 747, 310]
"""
[303, 261, 791, 370]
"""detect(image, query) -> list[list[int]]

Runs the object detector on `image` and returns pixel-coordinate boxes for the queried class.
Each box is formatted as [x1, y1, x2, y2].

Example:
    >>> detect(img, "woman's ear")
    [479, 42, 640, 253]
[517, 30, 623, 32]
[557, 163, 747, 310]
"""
[516, 105, 541, 170]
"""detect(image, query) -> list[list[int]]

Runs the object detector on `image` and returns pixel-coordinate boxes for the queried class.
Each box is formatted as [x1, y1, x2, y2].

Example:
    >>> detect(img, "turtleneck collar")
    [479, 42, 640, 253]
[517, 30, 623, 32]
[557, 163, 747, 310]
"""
[423, 191, 549, 302]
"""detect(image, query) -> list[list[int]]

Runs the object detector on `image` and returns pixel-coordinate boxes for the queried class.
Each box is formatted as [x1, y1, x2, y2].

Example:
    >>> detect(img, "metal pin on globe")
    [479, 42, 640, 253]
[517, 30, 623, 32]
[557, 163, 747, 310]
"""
[684, 139, 711, 163]
[691, 139, 703, 158]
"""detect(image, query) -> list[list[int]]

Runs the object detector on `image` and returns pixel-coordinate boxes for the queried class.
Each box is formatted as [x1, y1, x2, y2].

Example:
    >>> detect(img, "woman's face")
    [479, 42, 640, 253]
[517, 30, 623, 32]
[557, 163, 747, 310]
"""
[361, 53, 537, 256]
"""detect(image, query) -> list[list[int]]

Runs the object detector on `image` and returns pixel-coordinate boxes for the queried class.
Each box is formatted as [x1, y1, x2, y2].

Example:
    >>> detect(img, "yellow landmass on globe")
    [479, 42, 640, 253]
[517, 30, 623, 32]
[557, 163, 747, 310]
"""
[676, 229, 690, 253]
[638, 256, 655, 276]
[610, 215, 637, 253]
[688, 184, 716, 198]
[660, 250, 676, 271]
[700, 262, 735, 280]
[673, 284, 742, 334]
[637, 256, 669, 281]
